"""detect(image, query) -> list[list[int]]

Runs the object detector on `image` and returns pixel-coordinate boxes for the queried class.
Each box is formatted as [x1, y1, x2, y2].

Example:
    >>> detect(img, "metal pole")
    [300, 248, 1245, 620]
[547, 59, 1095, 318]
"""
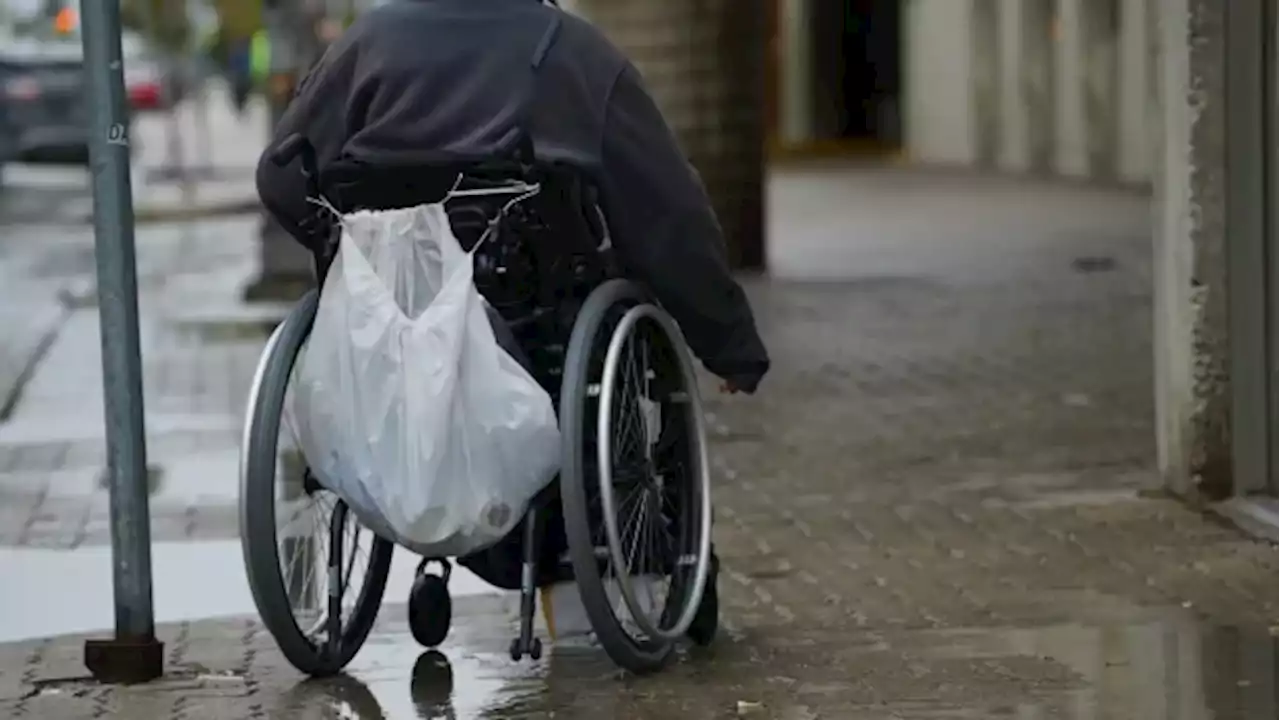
[78, 0, 164, 684]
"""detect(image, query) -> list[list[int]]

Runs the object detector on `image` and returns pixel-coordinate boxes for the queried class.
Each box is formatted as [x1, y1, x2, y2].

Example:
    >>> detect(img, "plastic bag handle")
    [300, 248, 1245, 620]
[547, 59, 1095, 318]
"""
[458, 184, 542, 258]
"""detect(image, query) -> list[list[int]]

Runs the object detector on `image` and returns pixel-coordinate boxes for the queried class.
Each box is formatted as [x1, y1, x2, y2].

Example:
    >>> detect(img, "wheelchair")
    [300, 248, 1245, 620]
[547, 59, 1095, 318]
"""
[238, 133, 716, 677]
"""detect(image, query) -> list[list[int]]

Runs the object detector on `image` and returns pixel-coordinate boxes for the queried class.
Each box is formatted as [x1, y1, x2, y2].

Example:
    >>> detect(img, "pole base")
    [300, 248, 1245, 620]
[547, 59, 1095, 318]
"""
[84, 637, 164, 684]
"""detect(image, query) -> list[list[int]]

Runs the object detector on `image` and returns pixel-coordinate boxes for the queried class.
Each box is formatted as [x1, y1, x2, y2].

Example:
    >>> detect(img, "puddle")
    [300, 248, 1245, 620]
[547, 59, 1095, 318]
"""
[1, 546, 1273, 720]
[277, 647, 546, 720]
[239, 609, 1279, 719]
[750, 607, 1278, 720]
[0, 540, 498, 644]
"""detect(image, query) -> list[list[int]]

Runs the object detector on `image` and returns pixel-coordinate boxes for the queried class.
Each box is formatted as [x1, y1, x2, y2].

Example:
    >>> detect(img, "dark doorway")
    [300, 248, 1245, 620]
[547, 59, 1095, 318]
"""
[810, 0, 902, 149]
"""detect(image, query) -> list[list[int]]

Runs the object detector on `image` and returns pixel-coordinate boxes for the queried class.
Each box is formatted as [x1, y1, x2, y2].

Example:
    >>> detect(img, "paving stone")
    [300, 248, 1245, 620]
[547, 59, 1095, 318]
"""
[0, 169, 1273, 717]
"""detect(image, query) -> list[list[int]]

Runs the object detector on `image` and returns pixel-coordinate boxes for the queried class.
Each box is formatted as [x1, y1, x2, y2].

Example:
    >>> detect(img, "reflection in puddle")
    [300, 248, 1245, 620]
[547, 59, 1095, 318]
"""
[270, 608, 1275, 719]
[895, 616, 1277, 720]
[281, 645, 546, 720]
[0, 540, 497, 644]
[408, 652, 457, 718]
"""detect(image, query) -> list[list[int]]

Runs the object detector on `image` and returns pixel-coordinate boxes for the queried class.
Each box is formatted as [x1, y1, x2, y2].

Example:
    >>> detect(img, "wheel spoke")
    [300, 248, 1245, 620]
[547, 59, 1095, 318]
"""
[639, 489, 655, 581]
[620, 489, 647, 569]
[243, 294, 395, 675]
[280, 369, 372, 645]
[637, 332, 655, 457]
[617, 493, 651, 628]
[301, 496, 326, 623]
[596, 479, 645, 548]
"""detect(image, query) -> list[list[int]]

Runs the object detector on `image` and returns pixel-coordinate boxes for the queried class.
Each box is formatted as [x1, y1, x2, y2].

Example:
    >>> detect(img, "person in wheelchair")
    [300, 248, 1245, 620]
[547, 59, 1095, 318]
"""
[255, 0, 769, 647]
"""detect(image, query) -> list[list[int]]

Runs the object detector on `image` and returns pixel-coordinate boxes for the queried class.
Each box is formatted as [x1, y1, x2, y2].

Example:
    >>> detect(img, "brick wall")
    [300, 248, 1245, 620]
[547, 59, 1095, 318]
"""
[571, 0, 767, 270]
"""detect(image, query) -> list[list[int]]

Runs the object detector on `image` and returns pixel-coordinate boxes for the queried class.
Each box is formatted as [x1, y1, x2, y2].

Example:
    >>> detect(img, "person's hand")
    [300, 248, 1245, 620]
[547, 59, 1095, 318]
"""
[719, 380, 741, 394]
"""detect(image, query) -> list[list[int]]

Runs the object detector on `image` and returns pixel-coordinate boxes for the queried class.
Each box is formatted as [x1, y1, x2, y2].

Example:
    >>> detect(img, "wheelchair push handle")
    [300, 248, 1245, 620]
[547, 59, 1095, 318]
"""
[268, 133, 313, 169]
[268, 133, 324, 197]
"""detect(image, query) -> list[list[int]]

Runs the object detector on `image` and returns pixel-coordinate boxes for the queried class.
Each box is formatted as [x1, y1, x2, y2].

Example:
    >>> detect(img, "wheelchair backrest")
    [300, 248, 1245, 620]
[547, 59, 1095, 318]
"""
[317, 157, 603, 250]
[312, 156, 613, 318]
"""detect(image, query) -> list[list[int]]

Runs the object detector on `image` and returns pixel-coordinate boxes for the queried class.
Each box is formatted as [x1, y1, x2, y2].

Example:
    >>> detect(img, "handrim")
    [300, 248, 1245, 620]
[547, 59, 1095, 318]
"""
[560, 278, 715, 673]
[595, 303, 713, 642]
[238, 292, 393, 675]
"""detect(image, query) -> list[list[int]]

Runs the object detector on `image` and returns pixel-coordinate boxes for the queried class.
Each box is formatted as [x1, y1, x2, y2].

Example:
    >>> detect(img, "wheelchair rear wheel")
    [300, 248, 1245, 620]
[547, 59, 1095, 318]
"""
[559, 280, 714, 674]
[239, 291, 395, 676]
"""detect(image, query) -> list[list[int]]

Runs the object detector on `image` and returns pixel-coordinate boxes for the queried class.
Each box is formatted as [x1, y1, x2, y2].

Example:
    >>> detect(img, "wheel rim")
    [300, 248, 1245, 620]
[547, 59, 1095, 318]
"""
[595, 304, 712, 641]
[274, 360, 383, 650]
[240, 298, 390, 672]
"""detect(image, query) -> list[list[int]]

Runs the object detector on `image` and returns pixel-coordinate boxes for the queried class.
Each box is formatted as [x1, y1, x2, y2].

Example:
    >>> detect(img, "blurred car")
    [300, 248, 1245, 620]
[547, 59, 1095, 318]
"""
[0, 28, 86, 163]
[121, 32, 165, 112]
[0, 6, 164, 163]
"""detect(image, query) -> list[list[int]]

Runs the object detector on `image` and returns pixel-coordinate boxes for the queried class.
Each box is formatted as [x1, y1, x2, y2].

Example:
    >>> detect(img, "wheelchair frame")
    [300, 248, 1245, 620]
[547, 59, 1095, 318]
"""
[238, 133, 714, 676]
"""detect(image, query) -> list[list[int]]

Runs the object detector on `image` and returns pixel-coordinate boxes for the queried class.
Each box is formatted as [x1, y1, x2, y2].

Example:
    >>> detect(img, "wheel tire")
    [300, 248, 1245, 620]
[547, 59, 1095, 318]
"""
[240, 290, 394, 676]
[559, 279, 682, 674]
[408, 574, 452, 648]
[685, 553, 720, 647]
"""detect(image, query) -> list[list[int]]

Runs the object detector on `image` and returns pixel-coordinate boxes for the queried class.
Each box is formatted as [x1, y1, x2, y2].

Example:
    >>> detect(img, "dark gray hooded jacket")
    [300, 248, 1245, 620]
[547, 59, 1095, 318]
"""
[256, 0, 769, 391]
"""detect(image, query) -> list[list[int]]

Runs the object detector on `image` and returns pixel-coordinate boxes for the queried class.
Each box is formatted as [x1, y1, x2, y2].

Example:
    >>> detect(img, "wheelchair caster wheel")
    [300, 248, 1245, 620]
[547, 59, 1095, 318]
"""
[408, 560, 452, 648]
[508, 636, 542, 661]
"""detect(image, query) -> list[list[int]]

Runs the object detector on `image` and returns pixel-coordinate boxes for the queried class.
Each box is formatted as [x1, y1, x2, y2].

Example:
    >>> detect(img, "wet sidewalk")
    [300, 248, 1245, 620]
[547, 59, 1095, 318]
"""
[0, 81, 264, 228]
[0, 167, 1274, 719]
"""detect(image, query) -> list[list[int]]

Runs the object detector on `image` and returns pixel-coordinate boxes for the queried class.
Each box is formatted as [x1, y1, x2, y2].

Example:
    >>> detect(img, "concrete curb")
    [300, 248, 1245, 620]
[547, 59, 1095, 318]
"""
[0, 302, 72, 423]
[71, 197, 262, 226]
[1212, 497, 1280, 543]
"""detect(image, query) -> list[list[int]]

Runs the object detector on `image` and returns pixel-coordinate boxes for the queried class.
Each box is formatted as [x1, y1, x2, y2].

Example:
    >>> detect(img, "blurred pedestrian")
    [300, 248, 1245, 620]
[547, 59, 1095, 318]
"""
[226, 32, 258, 115]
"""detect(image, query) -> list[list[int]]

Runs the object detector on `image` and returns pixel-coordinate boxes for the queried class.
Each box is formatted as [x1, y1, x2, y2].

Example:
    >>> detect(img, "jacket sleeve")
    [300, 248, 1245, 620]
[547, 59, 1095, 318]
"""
[597, 63, 770, 392]
[254, 41, 354, 248]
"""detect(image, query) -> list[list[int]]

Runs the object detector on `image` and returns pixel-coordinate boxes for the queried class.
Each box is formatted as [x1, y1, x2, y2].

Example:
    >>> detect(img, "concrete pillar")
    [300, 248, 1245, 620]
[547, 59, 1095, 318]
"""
[903, 0, 976, 166]
[567, 0, 767, 271]
[1021, 0, 1058, 174]
[243, 1, 324, 303]
[1116, 0, 1152, 184]
[1053, 0, 1088, 178]
[1079, 0, 1121, 181]
[970, 0, 1002, 169]
[995, 0, 1028, 173]
[777, 0, 815, 146]
[1152, 0, 1231, 498]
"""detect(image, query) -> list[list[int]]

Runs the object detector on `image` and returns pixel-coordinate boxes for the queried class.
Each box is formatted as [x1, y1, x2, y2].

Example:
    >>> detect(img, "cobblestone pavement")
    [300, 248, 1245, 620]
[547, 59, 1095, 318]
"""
[0, 227, 74, 421]
[0, 169, 1274, 719]
[0, 216, 274, 550]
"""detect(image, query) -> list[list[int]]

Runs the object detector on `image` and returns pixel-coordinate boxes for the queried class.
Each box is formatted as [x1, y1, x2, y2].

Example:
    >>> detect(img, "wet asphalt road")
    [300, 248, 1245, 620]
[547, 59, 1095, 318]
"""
[0, 166, 1274, 719]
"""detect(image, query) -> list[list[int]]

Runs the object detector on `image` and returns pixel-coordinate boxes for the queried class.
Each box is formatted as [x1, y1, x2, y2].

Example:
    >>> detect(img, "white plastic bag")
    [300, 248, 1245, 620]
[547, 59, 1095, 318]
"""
[290, 202, 561, 559]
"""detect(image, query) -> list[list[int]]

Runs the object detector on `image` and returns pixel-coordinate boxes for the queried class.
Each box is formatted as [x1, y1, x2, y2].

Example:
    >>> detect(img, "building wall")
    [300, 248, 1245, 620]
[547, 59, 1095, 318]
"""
[903, 0, 1153, 185]
[1151, 0, 1197, 496]
[903, 0, 976, 165]
[777, 0, 814, 145]
[563, 0, 1258, 503]
[566, 0, 767, 270]
[995, 0, 1027, 171]
[901, 0, 1241, 500]
[1152, 0, 1241, 500]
